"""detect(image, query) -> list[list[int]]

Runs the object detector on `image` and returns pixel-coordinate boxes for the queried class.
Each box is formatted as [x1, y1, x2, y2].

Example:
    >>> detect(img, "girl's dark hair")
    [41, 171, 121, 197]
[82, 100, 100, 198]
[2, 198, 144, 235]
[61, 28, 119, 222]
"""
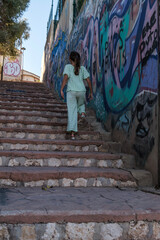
[70, 51, 81, 75]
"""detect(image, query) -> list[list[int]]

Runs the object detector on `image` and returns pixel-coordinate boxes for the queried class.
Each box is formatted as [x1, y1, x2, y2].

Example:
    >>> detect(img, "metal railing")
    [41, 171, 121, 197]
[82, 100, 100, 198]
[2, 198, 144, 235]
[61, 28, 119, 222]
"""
[47, 0, 84, 38]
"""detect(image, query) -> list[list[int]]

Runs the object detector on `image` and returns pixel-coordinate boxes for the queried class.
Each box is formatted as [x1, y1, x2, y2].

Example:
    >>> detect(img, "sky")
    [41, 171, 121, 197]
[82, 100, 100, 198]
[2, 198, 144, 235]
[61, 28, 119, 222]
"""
[22, 0, 58, 77]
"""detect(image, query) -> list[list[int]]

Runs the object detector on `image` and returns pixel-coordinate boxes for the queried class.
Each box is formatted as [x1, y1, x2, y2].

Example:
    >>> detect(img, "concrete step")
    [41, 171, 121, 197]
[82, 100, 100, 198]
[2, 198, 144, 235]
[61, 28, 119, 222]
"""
[0, 187, 160, 240]
[0, 138, 121, 153]
[0, 167, 137, 188]
[0, 150, 128, 168]
[0, 127, 108, 141]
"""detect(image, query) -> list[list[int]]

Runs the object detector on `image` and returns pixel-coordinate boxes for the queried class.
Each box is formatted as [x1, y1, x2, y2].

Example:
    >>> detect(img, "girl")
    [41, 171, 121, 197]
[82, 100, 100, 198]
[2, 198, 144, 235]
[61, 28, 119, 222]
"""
[61, 51, 93, 140]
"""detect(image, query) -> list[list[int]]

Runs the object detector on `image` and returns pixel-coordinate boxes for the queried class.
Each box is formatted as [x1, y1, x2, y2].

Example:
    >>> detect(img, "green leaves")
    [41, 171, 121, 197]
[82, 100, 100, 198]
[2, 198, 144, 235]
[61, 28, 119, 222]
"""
[0, 0, 30, 55]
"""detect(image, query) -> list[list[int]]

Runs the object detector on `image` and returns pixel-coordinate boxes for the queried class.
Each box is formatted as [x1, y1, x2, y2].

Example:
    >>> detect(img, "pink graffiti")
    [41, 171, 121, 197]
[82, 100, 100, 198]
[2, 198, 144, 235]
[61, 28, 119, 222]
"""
[4, 62, 21, 77]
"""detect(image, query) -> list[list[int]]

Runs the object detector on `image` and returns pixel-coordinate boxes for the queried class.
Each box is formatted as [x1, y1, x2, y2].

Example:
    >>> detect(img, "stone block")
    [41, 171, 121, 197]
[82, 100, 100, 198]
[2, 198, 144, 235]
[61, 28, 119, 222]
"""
[75, 146, 81, 152]
[82, 146, 89, 152]
[15, 133, 26, 139]
[0, 179, 16, 187]
[0, 157, 2, 166]
[98, 160, 110, 168]
[153, 222, 160, 239]
[48, 158, 61, 167]
[11, 144, 28, 150]
[66, 159, 80, 167]
[21, 225, 36, 240]
[49, 134, 56, 140]
[8, 158, 20, 166]
[74, 178, 87, 187]
[83, 159, 92, 167]
[41, 223, 60, 240]
[65, 223, 95, 240]
[128, 221, 149, 240]
[62, 178, 73, 187]
[47, 179, 59, 187]
[24, 159, 43, 167]
[0, 225, 10, 240]
[121, 181, 137, 188]
[24, 180, 44, 187]
[6, 133, 12, 138]
[93, 178, 103, 187]
[114, 159, 123, 168]
[28, 134, 35, 139]
[0, 145, 3, 150]
[100, 223, 123, 240]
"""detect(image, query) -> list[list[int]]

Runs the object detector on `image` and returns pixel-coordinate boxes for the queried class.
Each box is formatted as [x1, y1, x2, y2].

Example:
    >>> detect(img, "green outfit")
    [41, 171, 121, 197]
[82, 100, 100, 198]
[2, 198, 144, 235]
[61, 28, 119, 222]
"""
[63, 64, 90, 132]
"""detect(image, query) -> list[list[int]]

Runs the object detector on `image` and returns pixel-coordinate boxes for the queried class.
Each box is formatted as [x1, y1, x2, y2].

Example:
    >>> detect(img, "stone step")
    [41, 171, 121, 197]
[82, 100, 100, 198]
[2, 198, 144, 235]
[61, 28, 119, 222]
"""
[0, 82, 49, 88]
[0, 96, 66, 105]
[0, 111, 67, 120]
[0, 127, 107, 141]
[0, 88, 51, 94]
[0, 150, 133, 169]
[0, 102, 67, 110]
[0, 138, 121, 153]
[0, 119, 67, 130]
[1, 80, 44, 87]
[0, 107, 67, 114]
[0, 187, 160, 240]
[0, 92, 55, 100]
[0, 167, 137, 188]
[0, 114, 67, 122]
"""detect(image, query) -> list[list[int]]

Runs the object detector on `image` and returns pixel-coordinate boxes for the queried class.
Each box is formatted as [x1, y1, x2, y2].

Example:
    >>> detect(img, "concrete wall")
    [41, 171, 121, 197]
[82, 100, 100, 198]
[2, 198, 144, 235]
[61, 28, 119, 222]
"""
[43, 0, 159, 183]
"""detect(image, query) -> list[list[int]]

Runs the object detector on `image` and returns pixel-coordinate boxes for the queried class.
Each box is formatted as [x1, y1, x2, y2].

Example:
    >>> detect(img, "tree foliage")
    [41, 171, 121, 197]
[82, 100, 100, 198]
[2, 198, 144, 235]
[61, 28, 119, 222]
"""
[0, 0, 30, 55]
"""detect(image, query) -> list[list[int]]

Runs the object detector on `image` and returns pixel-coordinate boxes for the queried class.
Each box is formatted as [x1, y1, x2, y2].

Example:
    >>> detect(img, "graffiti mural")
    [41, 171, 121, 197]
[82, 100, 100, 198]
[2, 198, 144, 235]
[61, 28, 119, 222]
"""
[51, 31, 68, 94]
[45, 0, 158, 166]
[67, 0, 158, 118]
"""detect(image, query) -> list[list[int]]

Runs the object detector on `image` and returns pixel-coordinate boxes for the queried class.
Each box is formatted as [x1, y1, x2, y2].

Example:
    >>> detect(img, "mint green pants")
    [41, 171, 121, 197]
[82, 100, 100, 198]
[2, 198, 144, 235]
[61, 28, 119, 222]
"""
[67, 91, 86, 132]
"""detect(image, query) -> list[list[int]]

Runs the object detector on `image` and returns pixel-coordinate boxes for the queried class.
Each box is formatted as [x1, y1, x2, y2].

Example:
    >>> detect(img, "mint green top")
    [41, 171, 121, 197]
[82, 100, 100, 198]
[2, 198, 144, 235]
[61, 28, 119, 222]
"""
[63, 64, 90, 92]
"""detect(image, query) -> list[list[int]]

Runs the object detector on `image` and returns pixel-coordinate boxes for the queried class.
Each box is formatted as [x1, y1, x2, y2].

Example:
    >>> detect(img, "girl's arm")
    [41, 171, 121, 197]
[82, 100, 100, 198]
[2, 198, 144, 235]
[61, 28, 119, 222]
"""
[61, 74, 68, 99]
[86, 77, 93, 99]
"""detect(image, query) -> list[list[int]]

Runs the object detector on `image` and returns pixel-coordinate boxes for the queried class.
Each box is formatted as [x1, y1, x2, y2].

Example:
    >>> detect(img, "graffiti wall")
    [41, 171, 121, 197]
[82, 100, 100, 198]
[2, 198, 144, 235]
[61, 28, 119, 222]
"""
[3, 56, 21, 81]
[43, 0, 159, 182]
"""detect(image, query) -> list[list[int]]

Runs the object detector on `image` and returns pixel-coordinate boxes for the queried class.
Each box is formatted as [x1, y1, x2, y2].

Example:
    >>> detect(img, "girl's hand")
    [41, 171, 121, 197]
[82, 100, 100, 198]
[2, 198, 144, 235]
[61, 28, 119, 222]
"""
[61, 90, 64, 99]
[89, 92, 93, 100]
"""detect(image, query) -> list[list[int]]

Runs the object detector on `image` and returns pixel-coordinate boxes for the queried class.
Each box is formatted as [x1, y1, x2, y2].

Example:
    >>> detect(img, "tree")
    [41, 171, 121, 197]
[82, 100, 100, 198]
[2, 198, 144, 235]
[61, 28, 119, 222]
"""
[0, 0, 30, 55]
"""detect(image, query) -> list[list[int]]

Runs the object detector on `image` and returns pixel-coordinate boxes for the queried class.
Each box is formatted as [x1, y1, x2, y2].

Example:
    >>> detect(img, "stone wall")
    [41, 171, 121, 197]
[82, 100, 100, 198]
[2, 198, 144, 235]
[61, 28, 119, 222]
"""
[42, 0, 159, 183]
[1, 221, 160, 239]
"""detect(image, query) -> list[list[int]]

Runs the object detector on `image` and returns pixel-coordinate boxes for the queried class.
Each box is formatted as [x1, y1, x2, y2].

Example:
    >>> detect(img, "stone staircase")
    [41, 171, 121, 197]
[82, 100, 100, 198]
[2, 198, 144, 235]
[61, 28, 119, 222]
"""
[0, 80, 159, 240]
